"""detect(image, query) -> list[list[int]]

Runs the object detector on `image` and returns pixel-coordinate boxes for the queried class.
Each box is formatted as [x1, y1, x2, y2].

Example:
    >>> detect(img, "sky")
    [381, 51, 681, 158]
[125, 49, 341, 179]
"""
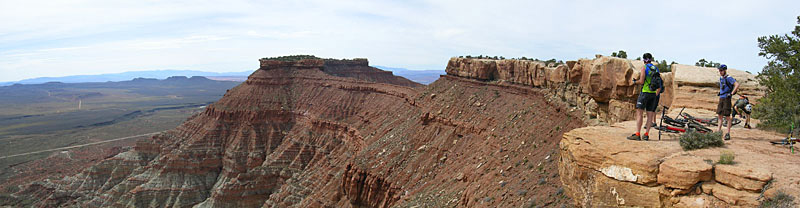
[1, 0, 798, 82]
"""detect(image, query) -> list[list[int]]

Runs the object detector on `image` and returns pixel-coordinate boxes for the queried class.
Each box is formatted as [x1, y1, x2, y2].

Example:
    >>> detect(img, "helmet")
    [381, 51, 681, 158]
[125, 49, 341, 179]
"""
[745, 103, 752, 112]
[718, 64, 727, 70]
[642, 53, 653, 62]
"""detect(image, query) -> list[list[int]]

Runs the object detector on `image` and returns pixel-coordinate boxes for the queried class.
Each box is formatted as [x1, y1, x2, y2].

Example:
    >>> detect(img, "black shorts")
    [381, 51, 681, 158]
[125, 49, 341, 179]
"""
[635, 92, 658, 112]
[717, 97, 732, 116]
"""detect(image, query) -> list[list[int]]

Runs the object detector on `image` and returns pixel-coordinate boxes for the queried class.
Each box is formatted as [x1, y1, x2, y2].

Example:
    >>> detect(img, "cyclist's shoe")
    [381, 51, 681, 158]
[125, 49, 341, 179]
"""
[642, 135, 650, 141]
[724, 133, 731, 140]
[744, 124, 752, 129]
[627, 134, 641, 141]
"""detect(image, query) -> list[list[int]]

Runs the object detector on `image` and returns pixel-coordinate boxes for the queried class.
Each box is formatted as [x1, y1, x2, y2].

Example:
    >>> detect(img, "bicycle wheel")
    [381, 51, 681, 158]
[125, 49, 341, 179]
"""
[730, 118, 742, 126]
[663, 116, 686, 127]
[706, 117, 718, 126]
[688, 122, 712, 133]
[665, 119, 686, 128]
[770, 139, 795, 145]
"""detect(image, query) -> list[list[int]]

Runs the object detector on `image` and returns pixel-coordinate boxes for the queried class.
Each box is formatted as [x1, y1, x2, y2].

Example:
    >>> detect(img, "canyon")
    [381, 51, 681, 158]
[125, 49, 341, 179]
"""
[5, 55, 796, 208]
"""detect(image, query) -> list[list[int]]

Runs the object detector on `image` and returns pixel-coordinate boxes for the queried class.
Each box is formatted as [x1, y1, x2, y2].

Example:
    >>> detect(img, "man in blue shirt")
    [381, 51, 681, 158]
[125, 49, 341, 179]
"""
[717, 64, 739, 140]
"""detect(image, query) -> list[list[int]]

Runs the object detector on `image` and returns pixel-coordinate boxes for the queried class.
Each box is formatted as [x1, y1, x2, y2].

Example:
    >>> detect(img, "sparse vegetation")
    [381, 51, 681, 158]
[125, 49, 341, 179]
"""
[679, 131, 724, 150]
[695, 58, 722, 68]
[611, 50, 628, 58]
[459, 55, 564, 66]
[655, 60, 676, 73]
[259, 55, 320, 61]
[760, 191, 796, 208]
[752, 16, 800, 133]
[718, 150, 735, 164]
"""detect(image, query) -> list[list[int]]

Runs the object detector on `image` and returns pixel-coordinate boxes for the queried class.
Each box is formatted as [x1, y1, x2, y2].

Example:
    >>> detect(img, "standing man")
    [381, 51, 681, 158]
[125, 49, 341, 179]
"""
[628, 53, 661, 141]
[717, 64, 740, 140]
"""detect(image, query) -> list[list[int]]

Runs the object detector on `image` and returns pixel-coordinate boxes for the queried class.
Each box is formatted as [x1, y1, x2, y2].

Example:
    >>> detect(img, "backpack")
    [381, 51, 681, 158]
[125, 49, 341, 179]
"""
[647, 65, 664, 93]
[720, 76, 734, 96]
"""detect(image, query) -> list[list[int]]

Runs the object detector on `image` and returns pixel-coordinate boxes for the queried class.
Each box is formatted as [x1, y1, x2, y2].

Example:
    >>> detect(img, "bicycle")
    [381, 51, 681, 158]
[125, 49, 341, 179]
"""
[681, 112, 741, 127]
[708, 117, 742, 127]
[770, 121, 797, 153]
[657, 107, 712, 134]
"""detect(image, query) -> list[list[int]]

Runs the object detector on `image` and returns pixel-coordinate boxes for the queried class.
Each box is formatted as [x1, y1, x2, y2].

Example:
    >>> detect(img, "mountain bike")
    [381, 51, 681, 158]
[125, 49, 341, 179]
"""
[770, 121, 797, 153]
[681, 112, 741, 127]
[657, 107, 712, 134]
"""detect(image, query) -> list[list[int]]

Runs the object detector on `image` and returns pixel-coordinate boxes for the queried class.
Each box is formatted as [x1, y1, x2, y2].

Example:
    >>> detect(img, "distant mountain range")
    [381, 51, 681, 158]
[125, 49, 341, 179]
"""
[0, 70, 254, 86]
[373, 66, 444, 85]
[0, 67, 444, 86]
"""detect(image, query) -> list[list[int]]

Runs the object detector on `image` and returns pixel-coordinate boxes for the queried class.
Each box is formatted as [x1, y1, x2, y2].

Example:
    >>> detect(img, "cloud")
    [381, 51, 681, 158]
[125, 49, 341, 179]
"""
[129, 35, 229, 50]
[1, 0, 799, 81]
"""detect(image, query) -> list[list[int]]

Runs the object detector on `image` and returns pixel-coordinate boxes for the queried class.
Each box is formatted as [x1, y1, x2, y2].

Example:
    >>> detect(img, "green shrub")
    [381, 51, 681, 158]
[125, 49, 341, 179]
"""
[760, 191, 796, 208]
[752, 16, 800, 133]
[718, 150, 735, 164]
[679, 131, 724, 150]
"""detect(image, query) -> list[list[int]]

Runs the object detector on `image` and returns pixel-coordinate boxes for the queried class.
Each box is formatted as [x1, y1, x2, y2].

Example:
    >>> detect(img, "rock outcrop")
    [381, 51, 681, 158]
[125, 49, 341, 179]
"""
[671, 64, 764, 111]
[446, 56, 764, 125]
[446, 56, 672, 124]
[557, 113, 800, 207]
[13, 56, 585, 207]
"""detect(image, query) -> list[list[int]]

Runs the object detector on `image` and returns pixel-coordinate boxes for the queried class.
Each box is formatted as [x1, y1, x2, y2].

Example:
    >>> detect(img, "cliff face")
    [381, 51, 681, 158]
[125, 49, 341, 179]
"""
[16, 57, 585, 207]
[446, 56, 671, 124]
[446, 56, 764, 125]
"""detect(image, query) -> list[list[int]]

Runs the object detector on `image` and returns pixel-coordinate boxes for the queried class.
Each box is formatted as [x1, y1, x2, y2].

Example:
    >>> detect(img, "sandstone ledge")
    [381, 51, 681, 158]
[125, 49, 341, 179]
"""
[446, 56, 765, 125]
[559, 119, 798, 207]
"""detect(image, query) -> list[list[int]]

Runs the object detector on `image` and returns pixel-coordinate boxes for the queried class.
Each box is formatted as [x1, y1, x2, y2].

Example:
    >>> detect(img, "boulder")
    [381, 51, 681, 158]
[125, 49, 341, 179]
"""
[657, 155, 713, 189]
[700, 181, 760, 206]
[445, 58, 497, 80]
[714, 164, 772, 193]
[606, 99, 635, 124]
[585, 57, 638, 103]
[549, 65, 568, 85]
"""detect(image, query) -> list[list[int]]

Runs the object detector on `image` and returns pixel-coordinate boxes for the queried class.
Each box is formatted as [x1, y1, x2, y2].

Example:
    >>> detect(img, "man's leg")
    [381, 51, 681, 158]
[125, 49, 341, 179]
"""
[726, 115, 733, 134]
[635, 109, 644, 135]
[745, 113, 751, 128]
[645, 111, 656, 135]
[717, 114, 724, 132]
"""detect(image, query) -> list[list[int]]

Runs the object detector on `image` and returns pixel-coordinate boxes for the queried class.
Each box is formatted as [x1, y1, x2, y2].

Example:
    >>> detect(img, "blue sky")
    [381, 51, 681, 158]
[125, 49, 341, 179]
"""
[1, 0, 798, 82]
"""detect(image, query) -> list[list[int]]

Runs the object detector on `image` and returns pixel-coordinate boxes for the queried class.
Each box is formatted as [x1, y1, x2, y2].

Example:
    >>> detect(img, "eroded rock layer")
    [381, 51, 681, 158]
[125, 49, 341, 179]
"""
[14, 57, 585, 207]
[446, 56, 666, 124]
[445, 56, 764, 125]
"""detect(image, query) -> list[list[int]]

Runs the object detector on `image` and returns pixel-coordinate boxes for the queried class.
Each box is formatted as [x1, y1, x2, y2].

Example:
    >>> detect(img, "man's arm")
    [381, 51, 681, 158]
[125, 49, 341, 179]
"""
[732, 80, 740, 95]
[636, 67, 646, 85]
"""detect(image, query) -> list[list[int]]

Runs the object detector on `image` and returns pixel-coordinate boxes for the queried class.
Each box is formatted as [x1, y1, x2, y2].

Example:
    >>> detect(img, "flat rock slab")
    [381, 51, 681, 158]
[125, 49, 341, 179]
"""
[700, 182, 760, 206]
[714, 164, 772, 193]
[559, 119, 799, 207]
[658, 155, 713, 189]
